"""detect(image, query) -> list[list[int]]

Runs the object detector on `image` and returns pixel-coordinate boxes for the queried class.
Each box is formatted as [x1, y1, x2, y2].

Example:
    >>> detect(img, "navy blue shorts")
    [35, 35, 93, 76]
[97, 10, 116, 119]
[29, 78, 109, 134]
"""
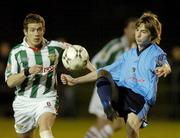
[111, 85, 149, 125]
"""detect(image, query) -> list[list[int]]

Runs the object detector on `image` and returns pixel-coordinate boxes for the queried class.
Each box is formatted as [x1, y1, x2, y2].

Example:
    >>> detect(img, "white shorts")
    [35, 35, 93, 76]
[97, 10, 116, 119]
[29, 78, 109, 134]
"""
[12, 96, 58, 134]
[88, 87, 106, 118]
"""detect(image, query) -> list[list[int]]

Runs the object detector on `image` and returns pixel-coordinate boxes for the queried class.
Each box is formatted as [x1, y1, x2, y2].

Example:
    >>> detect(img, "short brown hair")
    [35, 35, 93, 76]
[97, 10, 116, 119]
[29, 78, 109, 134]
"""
[136, 11, 162, 44]
[23, 13, 45, 31]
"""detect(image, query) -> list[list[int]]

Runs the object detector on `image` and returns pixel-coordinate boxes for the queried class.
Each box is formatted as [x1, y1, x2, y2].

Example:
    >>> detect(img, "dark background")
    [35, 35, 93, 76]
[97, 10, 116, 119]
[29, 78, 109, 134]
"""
[0, 0, 180, 56]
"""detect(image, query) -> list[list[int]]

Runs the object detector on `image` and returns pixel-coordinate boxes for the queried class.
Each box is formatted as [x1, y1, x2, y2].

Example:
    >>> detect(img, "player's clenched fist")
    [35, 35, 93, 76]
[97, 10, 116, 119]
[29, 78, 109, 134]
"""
[29, 65, 43, 75]
[61, 74, 75, 86]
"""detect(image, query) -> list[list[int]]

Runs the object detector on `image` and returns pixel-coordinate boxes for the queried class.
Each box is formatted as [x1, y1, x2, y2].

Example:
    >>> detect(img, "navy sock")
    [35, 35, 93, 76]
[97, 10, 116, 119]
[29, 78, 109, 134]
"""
[96, 77, 112, 108]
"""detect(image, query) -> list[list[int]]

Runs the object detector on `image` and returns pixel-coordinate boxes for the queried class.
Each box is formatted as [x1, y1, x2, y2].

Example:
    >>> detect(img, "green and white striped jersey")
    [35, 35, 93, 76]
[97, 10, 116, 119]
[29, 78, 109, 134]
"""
[5, 38, 65, 98]
[91, 35, 136, 68]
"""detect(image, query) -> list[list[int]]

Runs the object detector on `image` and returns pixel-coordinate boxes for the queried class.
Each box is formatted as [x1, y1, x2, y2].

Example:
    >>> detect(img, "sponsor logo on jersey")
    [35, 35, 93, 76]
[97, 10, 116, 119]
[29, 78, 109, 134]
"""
[126, 77, 145, 82]
[48, 54, 56, 62]
[43, 65, 55, 73]
[132, 67, 136, 72]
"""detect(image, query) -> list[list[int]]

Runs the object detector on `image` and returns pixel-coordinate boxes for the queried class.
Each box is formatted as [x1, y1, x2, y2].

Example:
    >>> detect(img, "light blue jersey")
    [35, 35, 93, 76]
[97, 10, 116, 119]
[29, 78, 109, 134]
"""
[98, 43, 168, 105]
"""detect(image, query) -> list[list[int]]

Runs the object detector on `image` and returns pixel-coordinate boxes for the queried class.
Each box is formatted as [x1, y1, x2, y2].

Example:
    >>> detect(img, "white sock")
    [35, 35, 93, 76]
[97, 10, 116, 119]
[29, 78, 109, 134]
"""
[84, 126, 102, 138]
[100, 124, 114, 138]
[40, 130, 54, 138]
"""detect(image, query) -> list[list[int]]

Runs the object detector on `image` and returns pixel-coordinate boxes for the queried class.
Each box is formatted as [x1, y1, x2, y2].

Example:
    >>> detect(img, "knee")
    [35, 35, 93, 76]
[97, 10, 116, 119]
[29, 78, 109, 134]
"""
[96, 70, 112, 85]
[97, 69, 111, 78]
[38, 113, 56, 131]
[96, 75, 111, 88]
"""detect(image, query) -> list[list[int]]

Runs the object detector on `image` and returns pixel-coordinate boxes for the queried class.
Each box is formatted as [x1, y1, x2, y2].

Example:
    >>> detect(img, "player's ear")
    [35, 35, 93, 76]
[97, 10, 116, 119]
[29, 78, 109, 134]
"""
[23, 29, 27, 36]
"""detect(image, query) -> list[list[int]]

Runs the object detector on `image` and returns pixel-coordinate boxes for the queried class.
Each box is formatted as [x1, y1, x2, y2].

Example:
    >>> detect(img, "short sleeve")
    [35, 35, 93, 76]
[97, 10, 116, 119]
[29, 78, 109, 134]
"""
[5, 50, 18, 81]
[150, 53, 168, 72]
[156, 53, 168, 67]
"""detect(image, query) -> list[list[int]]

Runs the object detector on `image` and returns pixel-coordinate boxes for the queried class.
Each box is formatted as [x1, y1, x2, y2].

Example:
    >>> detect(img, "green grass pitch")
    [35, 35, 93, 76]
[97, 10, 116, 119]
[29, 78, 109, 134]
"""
[1, 117, 180, 138]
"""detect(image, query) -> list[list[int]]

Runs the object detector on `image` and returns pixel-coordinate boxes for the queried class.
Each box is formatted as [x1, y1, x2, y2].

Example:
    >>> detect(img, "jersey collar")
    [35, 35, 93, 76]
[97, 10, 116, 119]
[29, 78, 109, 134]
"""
[22, 37, 48, 51]
[136, 43, 152, 56]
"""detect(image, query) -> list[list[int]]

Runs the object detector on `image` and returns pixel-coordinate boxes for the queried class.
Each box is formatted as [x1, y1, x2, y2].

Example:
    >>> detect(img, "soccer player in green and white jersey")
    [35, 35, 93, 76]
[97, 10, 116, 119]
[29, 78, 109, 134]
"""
[5, 13, 94, 138]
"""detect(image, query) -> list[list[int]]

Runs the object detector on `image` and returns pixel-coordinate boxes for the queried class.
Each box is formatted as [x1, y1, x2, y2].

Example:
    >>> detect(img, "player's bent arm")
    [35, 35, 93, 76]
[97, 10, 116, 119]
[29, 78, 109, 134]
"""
[61, 71, 97, 86]
[60, 42, 73, 49]
[86, 60, 96, 72]
[6, 71, 27, 88]
[74, 71, 97, 84]
[7, 65, 43, 88]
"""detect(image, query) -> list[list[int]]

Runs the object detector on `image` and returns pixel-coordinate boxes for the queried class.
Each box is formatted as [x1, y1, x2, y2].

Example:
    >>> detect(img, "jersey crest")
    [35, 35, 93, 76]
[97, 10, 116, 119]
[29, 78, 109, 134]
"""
[48, 53, 56, 62]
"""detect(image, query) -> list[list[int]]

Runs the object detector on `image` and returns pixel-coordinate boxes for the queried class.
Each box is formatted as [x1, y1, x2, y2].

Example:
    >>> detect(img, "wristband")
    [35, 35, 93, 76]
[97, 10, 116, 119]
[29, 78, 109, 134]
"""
[24, 68, 30, 76]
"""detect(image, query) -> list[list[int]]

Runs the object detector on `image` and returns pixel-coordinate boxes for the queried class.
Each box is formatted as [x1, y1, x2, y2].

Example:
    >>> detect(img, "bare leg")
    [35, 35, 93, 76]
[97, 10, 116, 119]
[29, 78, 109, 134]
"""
[111, 117, 124, 132]
[38, 112, 56, 138]
[17, 129, 34, 138]
[96, 116, 109, 129]
[126, 113, 142, 138]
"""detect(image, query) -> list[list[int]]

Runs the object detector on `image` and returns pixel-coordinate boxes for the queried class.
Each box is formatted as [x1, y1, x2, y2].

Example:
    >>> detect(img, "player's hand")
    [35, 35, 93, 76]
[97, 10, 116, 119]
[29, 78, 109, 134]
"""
[29, 65, 43, 75]
[61, 74, 76, 86]
[155, 64, 171, 77]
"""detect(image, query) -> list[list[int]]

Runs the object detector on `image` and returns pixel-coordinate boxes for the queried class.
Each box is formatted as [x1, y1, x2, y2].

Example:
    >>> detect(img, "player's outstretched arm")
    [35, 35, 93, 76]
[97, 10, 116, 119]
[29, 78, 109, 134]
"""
[60, 42, 73, 49]
[155, 63, 171, 77]
[86, 60, 96, 71]
[61, 60, 97, 86]
[61, 71, 97, 86]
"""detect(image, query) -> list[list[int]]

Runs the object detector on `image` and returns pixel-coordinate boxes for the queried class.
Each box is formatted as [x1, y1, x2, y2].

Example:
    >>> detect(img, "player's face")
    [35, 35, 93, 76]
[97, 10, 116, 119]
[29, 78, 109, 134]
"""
[24, 23, 45, 48]
[135, 23, 151, 47]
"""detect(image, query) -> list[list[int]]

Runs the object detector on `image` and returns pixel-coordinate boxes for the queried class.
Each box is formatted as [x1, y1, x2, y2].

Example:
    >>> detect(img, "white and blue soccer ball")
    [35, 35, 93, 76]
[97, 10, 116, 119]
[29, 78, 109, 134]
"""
[62, 45, 89, 70]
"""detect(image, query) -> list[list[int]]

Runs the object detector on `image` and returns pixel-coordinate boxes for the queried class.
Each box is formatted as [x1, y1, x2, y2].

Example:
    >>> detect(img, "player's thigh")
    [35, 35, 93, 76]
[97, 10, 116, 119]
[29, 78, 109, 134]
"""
[38, 112, 56, 130]
[13, 97, 37, 134]
[35, 97, 58, 131]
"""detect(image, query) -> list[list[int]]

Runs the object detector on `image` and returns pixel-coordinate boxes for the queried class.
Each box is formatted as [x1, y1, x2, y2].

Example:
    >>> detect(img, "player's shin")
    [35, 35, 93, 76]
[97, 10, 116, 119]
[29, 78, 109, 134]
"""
[96, 76, 118, 121]
[96, 76, 112, 108]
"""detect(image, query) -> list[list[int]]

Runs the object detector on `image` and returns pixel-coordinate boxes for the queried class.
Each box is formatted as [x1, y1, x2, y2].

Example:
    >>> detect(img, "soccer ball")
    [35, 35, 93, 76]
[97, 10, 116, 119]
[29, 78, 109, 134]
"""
[62, 45, 89, 70]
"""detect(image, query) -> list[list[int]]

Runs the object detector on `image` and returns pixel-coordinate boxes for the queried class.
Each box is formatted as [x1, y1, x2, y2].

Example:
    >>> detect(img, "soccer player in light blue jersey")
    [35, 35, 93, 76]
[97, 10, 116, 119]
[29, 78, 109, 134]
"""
[61, 11, 171, 138]
[84, 17, 137, 138]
